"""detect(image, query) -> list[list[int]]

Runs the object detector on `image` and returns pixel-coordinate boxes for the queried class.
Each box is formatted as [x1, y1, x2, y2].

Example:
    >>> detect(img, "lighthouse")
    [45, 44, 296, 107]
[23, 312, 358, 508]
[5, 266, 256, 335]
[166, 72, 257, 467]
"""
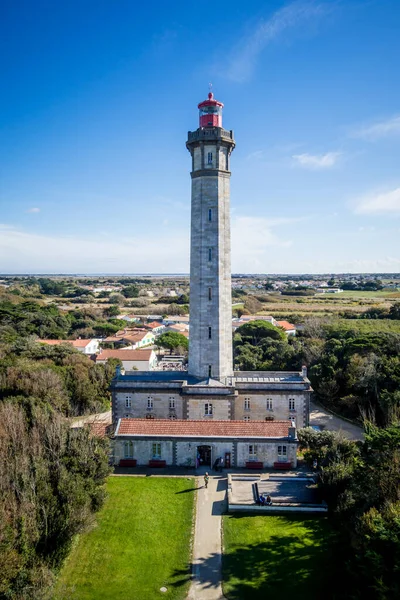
[186, 92, 236, 380]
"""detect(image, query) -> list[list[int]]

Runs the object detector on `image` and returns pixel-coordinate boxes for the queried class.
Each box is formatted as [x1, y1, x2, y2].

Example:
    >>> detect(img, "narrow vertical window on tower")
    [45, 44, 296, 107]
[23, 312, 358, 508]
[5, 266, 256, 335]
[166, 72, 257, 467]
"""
[208, 287, 212, 301]
[208, 365, 212, 378]
[208, 248, 212, 261]
[207, 152, 212, 165]
[208, 326, 212, 339]
[208, 208, 212, 222]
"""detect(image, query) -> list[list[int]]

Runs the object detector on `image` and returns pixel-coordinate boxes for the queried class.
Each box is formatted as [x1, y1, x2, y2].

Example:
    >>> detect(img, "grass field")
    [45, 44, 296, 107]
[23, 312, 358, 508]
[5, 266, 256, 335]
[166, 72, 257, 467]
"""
[54, 477, 195, 600]
[327, 318, 400, 333]
[222, 515, 336, 600]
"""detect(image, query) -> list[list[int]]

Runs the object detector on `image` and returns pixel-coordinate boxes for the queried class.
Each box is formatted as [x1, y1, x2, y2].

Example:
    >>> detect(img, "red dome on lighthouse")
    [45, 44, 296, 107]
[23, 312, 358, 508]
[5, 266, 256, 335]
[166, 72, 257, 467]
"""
[198, 92, 223, 128]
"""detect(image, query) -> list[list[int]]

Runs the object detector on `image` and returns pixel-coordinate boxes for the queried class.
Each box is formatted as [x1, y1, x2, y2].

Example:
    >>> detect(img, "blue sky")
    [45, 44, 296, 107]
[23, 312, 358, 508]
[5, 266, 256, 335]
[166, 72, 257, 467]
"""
[1, 0, 400, 274]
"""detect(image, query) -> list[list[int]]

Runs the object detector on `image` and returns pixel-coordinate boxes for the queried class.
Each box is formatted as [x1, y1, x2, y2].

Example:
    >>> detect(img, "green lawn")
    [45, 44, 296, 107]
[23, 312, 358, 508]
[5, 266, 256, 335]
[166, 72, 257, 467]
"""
[222, 515, 337, 600]
[54, 477, 195, 600]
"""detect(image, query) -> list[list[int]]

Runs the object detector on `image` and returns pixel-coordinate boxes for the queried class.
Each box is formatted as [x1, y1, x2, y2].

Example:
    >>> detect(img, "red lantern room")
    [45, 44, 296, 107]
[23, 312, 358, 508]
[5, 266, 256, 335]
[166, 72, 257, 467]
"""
[198, 92, 223, 128]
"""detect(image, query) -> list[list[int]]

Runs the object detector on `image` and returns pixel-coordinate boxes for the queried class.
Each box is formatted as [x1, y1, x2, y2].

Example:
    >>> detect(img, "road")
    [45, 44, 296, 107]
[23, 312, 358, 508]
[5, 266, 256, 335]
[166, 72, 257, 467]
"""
[309, 400, 364, 440]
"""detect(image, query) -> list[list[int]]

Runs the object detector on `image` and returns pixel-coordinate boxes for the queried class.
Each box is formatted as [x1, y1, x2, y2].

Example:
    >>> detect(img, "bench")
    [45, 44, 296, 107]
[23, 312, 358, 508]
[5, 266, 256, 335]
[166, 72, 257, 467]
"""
[148, 459, 167, 468]
[273, 461, 291, 470]
[119, 459, 137, 467]
[246, 461, 263, 470]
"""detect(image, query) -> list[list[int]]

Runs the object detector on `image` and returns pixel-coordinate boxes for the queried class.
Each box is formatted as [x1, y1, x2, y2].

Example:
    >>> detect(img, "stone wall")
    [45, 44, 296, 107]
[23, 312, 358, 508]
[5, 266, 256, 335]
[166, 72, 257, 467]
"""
[113, 387, 308, 426]
[115, 391, 185, 420]
[114, 437, 297, 468]
[236, 441, 297, 468]
[187, 397, 231, 420]
[114, 439, 173, 466]
[233, 393, 308, 428]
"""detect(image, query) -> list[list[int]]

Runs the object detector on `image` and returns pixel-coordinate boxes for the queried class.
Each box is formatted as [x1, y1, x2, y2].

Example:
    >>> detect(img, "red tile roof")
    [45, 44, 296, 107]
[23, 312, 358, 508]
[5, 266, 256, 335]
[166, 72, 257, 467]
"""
[37, 338, 92, 347]
[145, 321, 164, 329]
[96, 349, 153, 361]
[276, 321, 296, 331]
[116, 419, 292, 439]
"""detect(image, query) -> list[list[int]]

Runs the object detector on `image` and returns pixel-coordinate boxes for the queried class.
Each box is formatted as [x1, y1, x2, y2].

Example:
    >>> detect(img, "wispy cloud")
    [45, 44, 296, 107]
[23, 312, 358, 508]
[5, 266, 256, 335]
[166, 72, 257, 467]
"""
[0, 216, 304, 274]
[222, 1, 329, 82]
[0, 224, 189, 273]
[231, 216, 299, 271]
[26, 207, 40, 213]
[351, 115, 400, 140]
[354, 187, 400, 215]
[292, 152, 341, 169]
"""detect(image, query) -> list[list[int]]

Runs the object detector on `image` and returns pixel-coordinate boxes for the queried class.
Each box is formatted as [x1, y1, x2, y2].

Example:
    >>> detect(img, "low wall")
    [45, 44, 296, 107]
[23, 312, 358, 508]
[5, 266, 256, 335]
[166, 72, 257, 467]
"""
[228, 504, 328, 514]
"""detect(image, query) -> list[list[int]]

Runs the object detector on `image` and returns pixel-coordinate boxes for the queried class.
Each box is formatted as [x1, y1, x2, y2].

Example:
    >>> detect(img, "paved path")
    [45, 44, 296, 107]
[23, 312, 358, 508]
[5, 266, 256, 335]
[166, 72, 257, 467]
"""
[70, 410, 111, 429]
[188, 474, 227, 600]
[310, 401, 364, 440]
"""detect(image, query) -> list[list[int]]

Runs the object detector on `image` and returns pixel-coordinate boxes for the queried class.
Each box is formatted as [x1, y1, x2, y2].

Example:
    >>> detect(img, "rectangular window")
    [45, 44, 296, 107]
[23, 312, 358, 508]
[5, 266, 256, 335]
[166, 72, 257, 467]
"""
[244, 399, 250, 411]
[208, 287, 212, 301]
[289, 399, 295, 411]
[278, 445, 287, 460]
[244, 415, 250, 421]
[208, 326, 212, 339]
[124, 441, 134, 458]
[207, 152, 213, 165]
[208, 248, 212, 261]
[266, 398, 273, 410]
[147, 396, 153, 409]
[125, 395, 131, 408]
[205, 403, 213, 415]
[208, 208, 212, 221]
[208, 365, 212, 378]
[169, 396, 175, 409]
[248, 444, 257, 460]
[152, 443, 162, 459]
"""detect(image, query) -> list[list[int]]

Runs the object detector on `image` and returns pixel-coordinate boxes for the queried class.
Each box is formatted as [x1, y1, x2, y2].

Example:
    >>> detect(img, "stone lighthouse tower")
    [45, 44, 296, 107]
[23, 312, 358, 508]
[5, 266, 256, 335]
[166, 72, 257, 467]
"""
[186, 92, 236, 380]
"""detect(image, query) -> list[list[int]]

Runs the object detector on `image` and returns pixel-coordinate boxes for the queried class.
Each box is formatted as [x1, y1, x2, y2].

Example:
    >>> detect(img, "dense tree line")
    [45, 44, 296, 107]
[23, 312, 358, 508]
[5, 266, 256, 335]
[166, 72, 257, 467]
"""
[0, 300, 124, 341]
[0, 404, 110, 599]
[234, 313, 400, 425]
[0, 299, 115, 598]
[299, 426, 400, 599]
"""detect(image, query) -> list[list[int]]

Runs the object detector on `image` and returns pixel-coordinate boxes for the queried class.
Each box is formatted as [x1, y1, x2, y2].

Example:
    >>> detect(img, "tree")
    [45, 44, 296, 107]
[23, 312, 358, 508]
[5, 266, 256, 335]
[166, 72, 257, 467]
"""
[104, 305, 120, 318]
[155, 332, 188, 354]
[109, 293, 125, 305]
[389, 303, 400, 320]
[236, 320, 286, 345]
[122, 285, 139, 298]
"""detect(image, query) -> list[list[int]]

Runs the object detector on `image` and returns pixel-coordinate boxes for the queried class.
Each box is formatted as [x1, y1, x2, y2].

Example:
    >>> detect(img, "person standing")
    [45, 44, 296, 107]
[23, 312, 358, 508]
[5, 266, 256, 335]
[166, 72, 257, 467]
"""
[204, 472, 209, 489]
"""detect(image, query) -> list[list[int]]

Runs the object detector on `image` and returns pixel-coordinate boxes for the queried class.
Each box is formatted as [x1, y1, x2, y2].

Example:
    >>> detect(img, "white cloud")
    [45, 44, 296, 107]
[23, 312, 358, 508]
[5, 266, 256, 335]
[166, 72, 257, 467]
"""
[351, 115, 400, 140]
[354, 187, 400, 215]
[26, 207, 40, 213]
[231, 216, 295, 271]
[292, 152, 341, 169]
[0, 225, 190, 273]
[221, 1, 329, 82]
[0, 216, 300, 274]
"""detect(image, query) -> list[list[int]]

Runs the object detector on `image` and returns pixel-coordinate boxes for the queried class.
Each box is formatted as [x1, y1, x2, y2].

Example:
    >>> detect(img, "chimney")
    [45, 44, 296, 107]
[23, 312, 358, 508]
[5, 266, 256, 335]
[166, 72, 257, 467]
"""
[301, 365, 307, 378]
[288, 421, 297, 440]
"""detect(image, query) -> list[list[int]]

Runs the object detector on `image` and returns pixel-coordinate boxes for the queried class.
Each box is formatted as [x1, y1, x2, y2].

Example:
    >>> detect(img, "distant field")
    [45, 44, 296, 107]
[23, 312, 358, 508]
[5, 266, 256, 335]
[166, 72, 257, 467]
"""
[327, 290, 399, 298]
[222, 515, 337, 600]
[54, 477, 195, 600]
[326, 318, 400, 334]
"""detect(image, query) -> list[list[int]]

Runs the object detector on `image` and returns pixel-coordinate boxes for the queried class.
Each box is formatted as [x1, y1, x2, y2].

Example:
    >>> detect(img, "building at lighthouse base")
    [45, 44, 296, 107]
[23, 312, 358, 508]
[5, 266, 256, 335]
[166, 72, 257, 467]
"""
[113, 417, 298, 469]
[110, 368, 311, 468]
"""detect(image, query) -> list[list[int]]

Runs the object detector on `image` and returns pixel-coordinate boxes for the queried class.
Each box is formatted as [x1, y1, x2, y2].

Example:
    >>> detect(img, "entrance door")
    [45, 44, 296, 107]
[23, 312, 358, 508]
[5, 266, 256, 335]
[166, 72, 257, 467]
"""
[197, 445, 211, 467]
